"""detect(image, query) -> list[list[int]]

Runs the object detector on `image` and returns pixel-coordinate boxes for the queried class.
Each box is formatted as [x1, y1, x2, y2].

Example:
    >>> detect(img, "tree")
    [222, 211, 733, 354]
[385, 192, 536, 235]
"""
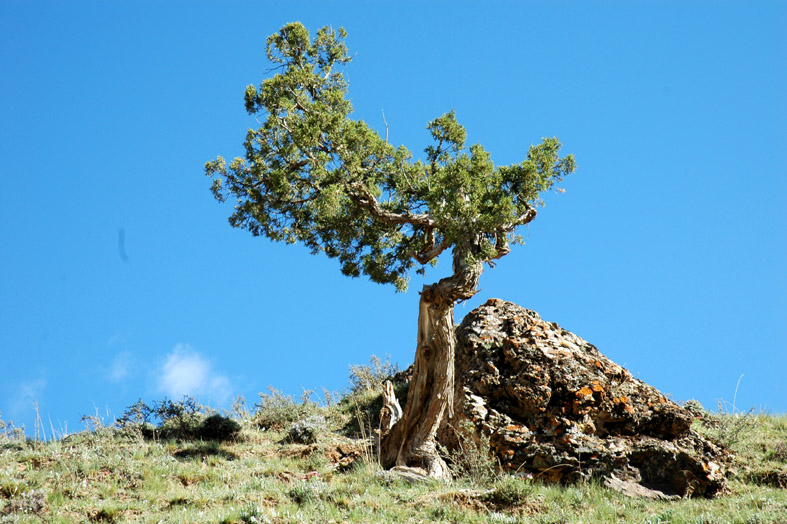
[206, 22, 576, 478]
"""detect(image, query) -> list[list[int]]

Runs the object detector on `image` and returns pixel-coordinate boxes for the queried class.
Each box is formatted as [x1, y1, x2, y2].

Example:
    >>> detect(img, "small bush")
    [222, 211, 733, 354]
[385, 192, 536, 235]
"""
[230, 395, 251, 421]
[338, 377, 408, 440]
[288, 415, 326, 445]
[688, 397, 759, 450]
[0, 411, 25, 444]
[115, 397, 239, 441]
[682, 399, 705, 418]
[704, 410, 757, 449]
[440, 420, 498, 484]
[115, 398, 156, 427]
[288, 479, 327, 504]
[348, 355, 399, 394]
[198, 413, 241, 441]
[484, 475, 533, 507]
[219, 504, 267, 524]
[253, 388, 319, 431]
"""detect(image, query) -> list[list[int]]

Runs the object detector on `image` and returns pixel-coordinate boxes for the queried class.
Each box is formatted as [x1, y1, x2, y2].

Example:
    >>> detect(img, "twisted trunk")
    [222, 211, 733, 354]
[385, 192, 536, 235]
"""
[380, 241, 483, 478]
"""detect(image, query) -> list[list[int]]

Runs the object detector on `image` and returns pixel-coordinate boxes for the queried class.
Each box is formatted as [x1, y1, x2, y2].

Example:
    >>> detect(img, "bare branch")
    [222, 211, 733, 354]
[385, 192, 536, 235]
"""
[414, 240, 450, 265]
[381, 109, 389, 143]
[348, 183, 435, 228]
[516, 204, 538, 226]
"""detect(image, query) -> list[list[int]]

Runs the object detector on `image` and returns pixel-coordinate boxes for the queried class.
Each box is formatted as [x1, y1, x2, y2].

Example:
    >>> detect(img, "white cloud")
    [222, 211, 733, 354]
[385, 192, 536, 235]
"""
[157, 345, 231, 403]
[108, 351, 132, 382]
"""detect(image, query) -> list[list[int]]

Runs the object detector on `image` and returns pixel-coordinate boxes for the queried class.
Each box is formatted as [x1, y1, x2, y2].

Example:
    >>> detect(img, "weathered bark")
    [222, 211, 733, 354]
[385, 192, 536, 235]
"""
[380, 241, 484, 478]
[380, 380, 402, 433]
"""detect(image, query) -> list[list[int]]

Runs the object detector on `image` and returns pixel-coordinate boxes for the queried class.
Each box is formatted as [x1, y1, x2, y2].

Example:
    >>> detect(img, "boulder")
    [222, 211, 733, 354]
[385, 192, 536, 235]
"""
[438, 299, 727, 498]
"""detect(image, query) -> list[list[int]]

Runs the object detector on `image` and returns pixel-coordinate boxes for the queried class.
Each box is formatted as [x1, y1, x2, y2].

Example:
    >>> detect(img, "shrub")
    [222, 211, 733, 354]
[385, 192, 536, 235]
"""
[686, 398, 758, 450]
[682, 399, 705, 418]
[115, 397, 239, 441]
[156, 397, 205, 440]
[253, 388, 319, 431]
[704, 409, 757, 449]
[0, 411, 25, 444]
[288, 479, 327, 504]
[288, 415, 326, 445]
[348, 355, 399, 394]
[484, 475, 533, 507]
[115, 398, 155, 426]
[440, 419, 498, 484]
[338, 372, 409, 440]
[198, 413, 242, 441]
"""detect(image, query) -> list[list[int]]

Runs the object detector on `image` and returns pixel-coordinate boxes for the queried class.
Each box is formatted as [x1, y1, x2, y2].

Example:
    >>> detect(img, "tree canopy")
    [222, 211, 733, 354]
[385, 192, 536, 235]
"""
[206, 22, 575, 292]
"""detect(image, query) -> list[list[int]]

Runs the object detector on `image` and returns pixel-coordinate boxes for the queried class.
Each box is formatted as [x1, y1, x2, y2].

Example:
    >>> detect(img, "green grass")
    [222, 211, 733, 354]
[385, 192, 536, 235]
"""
[1, 392, 786, 523]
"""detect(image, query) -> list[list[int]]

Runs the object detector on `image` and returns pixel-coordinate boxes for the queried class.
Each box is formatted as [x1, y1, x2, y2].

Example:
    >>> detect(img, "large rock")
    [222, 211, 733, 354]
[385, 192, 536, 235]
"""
[438, 299, 727, 498]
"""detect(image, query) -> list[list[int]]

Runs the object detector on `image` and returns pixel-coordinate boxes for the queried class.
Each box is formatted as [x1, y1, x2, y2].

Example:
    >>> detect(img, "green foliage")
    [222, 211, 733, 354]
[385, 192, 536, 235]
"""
[686, 399, 757, 450]
[288, 415, 326, 445]
[484, 475, 533, 507]
[288, 478, 329, 505]
[0, 411, 25, 444]
[115, 397, 240, 441]
[694, 408, 787, 490]
[338, 358, 409, 439]
[704, 410, 757, 449]
[199, 414, 243, 441]
[347, 355, 399, 394]
[252, 387, 321, 431]
[207, 22, 575, 292]
[2, 404, 787, 522]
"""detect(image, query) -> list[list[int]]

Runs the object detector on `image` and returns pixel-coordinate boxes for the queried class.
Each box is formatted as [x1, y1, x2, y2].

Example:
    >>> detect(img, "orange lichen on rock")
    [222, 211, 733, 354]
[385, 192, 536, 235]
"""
[613, 396, 635, 413]
[575, 387, 594, 400]
[447, 299, 728, 498]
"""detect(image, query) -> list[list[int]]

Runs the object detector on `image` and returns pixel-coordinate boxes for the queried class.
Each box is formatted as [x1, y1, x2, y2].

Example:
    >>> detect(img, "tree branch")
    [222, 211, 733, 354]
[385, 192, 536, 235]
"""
[413, 239, 450, 265]
[381, 109, 389, 143]
[487, 230, 510, 267]
[426, 241, 484, 304]
[486, 205, 536, 267]
[516, 204, 537, 226]
[348, 184, 436, 228]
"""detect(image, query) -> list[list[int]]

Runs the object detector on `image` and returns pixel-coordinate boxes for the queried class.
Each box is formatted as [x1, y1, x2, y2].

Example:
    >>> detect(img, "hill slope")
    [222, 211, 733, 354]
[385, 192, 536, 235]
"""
[1, 388, 785, 523]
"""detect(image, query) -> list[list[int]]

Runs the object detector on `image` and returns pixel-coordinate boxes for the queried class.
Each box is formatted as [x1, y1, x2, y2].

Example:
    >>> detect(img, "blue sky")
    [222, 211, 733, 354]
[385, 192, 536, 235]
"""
[1, 1, 785, 436]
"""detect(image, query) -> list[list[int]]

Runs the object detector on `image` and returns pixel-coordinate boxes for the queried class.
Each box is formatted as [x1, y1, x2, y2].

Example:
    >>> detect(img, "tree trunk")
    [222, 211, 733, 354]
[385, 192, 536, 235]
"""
[380, 242, 483, 479]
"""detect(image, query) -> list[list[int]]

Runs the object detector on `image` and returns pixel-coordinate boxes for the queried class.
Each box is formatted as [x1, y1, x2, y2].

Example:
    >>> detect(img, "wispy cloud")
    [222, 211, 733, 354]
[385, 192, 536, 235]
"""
[108, 351, 133, 382]
[156, 345, 231, 404]
[10, 376, 47, 417]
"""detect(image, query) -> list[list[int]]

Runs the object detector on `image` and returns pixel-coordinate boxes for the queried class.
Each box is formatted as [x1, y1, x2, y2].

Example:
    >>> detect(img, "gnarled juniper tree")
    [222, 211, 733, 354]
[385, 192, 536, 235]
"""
[206, 22, 575, 478]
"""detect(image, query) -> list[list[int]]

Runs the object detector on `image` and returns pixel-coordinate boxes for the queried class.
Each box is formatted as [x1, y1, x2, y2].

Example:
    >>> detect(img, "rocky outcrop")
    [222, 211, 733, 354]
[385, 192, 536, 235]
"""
[438, 299, 727, 498]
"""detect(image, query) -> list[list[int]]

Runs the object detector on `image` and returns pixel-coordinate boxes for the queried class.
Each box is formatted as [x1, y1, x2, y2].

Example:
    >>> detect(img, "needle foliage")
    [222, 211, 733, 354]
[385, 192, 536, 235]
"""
[206, 22, 576, 292]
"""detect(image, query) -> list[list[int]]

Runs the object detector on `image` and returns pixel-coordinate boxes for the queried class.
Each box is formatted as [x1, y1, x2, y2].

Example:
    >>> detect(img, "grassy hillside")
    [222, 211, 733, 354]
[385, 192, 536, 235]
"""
[1, 365, 786, 523]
